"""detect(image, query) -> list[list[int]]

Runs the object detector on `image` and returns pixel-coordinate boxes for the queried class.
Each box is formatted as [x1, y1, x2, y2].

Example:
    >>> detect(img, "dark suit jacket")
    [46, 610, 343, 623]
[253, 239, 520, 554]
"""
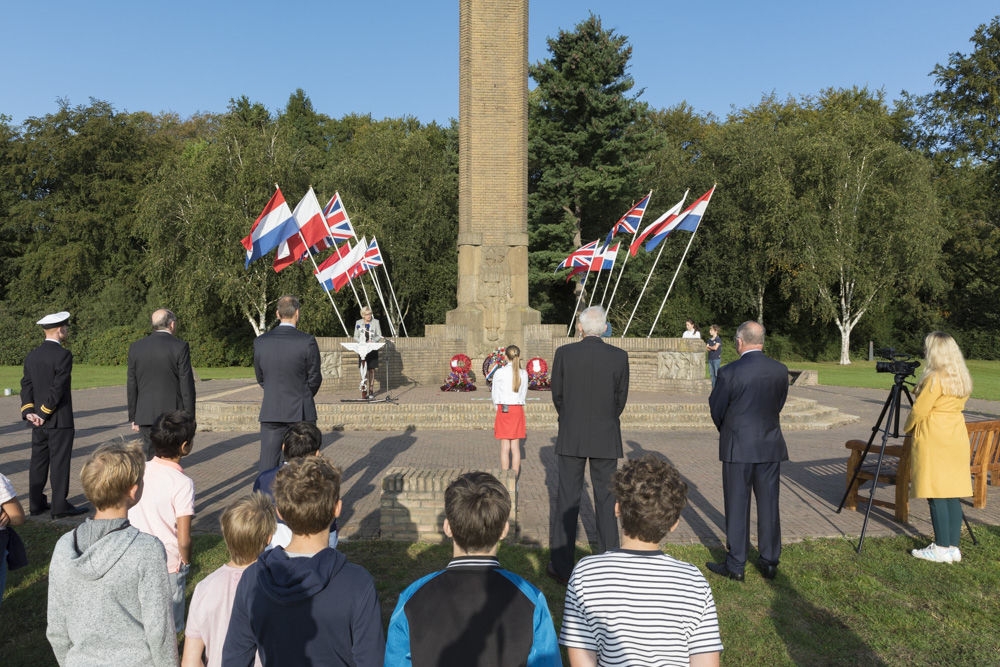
[709, 350, 789, 463]
[20, 340, 74, 428]
[551, 336, 629, 459]
[253, 325, 322, 423]
[127, 331, 196, 426]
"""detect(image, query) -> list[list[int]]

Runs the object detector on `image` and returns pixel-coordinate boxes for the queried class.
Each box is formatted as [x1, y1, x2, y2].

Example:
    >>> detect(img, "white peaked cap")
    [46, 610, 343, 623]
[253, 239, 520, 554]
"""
[37, 311, 71, 327]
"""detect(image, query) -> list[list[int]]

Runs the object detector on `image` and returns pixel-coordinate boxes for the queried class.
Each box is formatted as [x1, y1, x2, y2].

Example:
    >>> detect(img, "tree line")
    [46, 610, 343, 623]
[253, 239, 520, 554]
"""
[1, 14, 997, 365]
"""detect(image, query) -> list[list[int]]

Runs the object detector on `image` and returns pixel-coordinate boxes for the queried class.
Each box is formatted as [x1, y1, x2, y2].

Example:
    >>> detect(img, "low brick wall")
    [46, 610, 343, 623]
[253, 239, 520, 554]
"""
[380, 468, 517, 543]
[318, 331, 710, 394]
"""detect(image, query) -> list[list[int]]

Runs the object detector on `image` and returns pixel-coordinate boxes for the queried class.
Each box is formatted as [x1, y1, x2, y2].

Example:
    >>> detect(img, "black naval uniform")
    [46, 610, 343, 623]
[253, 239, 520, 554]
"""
[20, 339, 75, 515]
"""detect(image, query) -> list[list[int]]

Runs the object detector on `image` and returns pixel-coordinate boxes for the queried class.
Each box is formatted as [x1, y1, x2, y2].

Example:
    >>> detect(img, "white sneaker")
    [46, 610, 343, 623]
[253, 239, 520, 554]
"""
[948, 547, 962, 562]
[911, 543, 953, 563]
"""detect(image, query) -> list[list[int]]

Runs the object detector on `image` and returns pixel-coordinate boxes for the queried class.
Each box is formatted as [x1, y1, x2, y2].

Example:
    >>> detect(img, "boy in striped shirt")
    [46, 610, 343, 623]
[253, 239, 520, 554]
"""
[559, 455, 723, 666]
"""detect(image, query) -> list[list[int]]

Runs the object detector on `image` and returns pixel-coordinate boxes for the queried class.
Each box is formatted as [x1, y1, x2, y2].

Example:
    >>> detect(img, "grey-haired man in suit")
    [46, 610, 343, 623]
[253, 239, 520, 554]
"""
[253, 295, 323, 472]
[127, 309, 196, 458]
[546, 306, 630, 585]
[706, 320, 788, 582]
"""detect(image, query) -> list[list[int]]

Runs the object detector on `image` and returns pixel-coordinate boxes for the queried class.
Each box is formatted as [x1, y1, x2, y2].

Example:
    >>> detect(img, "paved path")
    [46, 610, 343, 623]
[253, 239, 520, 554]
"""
[2, 380, 998, 548]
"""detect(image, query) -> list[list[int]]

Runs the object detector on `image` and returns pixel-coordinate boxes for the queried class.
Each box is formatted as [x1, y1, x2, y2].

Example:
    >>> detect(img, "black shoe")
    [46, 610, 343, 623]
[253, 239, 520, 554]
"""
[30, 503, 52, 516]
[759, 563, 778, 580]
[545, 562, 569, 586]
[52, 505, 88, 519]
[706, 561, 745, 582]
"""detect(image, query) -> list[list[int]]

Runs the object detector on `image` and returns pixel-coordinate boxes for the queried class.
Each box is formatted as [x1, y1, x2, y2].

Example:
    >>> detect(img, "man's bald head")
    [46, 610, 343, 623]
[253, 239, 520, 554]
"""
[151, 309, 177, 332]
[735, 321, 765, 350]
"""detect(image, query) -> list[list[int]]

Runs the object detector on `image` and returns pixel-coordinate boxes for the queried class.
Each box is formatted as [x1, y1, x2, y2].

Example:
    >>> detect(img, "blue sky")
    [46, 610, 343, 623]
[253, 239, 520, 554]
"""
[1, 1, 996, 126]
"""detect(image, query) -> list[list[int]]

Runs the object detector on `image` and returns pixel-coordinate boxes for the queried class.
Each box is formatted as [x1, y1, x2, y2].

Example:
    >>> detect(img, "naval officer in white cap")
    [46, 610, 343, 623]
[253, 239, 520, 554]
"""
[19, 312, 87, 518]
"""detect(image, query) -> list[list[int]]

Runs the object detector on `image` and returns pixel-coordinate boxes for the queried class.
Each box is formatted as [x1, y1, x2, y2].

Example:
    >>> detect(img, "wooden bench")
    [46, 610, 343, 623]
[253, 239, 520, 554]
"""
[845, 420, 1000, 521]
[968, 420, 1000, 509]
[844, 437, 911, 522]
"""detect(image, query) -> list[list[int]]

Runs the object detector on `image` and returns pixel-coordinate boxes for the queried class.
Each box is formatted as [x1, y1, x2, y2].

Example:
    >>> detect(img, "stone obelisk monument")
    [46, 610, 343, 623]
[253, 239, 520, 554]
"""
[445, 0, 541, 355]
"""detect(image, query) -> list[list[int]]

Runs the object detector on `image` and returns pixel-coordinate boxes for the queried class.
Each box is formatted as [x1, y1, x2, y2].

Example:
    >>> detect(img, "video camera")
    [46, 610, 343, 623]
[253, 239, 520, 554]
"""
[875, 347, 920, 378]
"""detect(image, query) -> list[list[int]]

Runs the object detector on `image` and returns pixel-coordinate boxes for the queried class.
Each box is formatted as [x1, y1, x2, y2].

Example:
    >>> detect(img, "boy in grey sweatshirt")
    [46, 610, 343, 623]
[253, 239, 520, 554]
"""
[47, 441, 177, 667]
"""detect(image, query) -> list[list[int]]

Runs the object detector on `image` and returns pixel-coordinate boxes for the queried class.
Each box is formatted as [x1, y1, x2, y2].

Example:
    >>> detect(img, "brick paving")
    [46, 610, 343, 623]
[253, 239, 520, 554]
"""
[2, 380, 998, 549]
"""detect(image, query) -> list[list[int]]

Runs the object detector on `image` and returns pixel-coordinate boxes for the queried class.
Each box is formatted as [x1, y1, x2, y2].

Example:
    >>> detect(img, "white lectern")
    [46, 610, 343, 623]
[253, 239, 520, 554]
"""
[341, 341, 386, 402]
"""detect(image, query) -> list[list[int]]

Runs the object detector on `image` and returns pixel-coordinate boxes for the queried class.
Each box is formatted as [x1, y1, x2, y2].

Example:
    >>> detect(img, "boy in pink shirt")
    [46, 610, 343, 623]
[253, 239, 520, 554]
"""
[128, 410, 196, 632]
[183, 493, 276, 667]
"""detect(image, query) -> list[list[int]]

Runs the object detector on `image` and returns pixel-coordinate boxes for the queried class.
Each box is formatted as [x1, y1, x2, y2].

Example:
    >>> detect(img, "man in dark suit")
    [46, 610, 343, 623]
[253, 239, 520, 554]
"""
[127, 309, 196, 458]
[19, 312, 87, 518]
[253, 295, 323, 473]
[547, 306, 629, 584]
[706, 320, 788, 581]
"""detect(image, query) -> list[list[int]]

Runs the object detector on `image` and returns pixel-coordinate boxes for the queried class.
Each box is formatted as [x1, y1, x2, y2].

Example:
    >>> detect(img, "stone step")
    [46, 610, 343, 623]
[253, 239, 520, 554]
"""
[197, 397, 858, 432]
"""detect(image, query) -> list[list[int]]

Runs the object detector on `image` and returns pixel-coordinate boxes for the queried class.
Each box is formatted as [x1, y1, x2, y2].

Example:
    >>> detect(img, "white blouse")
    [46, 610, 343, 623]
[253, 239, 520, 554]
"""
[491, 365, 529, 406]
[682, 330, 702, 339]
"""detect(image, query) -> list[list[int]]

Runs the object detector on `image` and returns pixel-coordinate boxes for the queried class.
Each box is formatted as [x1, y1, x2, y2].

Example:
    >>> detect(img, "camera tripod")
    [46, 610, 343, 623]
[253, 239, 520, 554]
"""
[836, 373, 977, 553]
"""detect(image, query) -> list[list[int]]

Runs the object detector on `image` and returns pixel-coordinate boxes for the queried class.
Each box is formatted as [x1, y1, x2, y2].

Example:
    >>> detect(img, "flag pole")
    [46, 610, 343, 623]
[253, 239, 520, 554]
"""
[647, 185, 714, 337]
[378, 255, 409, 337]
[566, 242, 598, 336]
[335, 193, 376, 310]
[599, 243, 620, 307]
[337, 192, 404, 337]
[316, 202, 366, 313]
[647, 222, 700, 338]
[279, 184, 350, 337]
[620, 237, 668, 338]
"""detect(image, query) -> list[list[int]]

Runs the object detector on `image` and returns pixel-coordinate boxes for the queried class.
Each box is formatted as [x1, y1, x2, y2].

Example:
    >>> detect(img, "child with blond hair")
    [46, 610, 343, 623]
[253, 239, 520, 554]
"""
[183, 493, 276, 666]
[47, 440, 177, 666]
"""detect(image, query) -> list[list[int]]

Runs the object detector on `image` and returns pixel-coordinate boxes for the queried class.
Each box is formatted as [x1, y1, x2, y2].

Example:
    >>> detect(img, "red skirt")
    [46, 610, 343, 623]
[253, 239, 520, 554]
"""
[494, 404, 526, 439]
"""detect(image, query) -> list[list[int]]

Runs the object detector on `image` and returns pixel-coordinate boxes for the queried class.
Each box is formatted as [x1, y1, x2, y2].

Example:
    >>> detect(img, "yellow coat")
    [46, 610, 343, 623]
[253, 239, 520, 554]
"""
[904, 378, 972, 499]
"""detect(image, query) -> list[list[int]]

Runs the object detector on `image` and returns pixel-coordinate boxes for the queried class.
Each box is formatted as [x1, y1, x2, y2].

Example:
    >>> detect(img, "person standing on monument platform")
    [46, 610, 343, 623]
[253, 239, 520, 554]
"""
[127, 309, 196, 459]
[19, 311, 88, 518]
[253, 296, 322, 473]
[547, 306, 629, 585]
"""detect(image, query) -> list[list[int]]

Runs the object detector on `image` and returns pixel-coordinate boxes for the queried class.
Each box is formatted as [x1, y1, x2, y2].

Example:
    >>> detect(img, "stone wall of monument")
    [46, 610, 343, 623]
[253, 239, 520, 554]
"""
[317, 331, 710, 394]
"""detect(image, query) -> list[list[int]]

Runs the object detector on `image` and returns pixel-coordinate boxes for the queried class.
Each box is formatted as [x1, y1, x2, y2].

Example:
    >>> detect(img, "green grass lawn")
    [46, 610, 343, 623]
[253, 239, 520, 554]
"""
[0, 365, 254, 394]
[3, 521, 998, 666]
[786, 360, 1000, 402]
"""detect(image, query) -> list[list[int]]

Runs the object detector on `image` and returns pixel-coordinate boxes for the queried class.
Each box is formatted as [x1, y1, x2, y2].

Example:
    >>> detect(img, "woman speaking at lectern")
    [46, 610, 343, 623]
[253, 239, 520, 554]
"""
[354, 306, 383, 399]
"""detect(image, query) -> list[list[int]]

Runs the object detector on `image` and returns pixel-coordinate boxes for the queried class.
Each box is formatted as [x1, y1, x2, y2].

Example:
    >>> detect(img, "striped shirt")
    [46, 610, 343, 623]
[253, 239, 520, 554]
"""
[558, 549, 723, 665]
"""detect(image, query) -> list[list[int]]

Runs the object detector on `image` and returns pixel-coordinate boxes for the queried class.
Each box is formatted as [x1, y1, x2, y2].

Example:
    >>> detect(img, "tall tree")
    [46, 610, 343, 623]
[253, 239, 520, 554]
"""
[527, 13, 662, 322]
[789, 88, 941, 364]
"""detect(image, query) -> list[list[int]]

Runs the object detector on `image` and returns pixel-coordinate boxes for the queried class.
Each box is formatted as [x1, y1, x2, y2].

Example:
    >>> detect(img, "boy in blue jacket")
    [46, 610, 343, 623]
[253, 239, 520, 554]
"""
[222, 457, 384, 667]
[385, 472, 560, 666]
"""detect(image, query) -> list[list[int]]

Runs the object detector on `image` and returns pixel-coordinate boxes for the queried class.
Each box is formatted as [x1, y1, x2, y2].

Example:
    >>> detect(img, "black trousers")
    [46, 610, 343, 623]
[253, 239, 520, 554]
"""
[722, 461, 782, 574]
[550, 455, 619, 580]
[138, 425, 153, 459]
[29, 427, 75, 514]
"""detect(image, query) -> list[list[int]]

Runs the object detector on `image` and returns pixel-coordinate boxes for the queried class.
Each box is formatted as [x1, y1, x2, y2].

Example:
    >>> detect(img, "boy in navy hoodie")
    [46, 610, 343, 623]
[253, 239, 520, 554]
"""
[222, 456, 384, 667]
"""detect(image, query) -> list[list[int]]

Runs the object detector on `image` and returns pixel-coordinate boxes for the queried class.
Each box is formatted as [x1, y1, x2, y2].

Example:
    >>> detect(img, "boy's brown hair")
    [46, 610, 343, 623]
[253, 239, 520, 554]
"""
[80, 440, 145, 510]
[273, 457, 341, 535]
[612, 455, 688, 544]
[221, 493, 278, 566]
[444, 472, 510, 553]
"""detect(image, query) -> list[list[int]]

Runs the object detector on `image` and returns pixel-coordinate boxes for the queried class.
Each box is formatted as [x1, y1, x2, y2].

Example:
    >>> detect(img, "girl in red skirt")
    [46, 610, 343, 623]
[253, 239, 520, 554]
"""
[491, 345, 528, 479]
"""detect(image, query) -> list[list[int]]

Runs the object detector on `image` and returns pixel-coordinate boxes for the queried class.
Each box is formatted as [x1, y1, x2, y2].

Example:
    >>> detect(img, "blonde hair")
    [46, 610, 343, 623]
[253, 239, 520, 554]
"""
[915, 332, 973, 398]
[360, 306, 373, 318]
[505, 345, 521, 393]
[80, 440, 145, 510]
[220, 493, 277, 566]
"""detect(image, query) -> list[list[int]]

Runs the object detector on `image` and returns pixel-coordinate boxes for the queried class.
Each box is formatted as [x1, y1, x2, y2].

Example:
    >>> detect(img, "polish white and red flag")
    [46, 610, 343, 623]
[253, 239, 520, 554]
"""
[274, 187, 331, 272]
[241, 188, 299, 269]
[315, 238, 368, 292]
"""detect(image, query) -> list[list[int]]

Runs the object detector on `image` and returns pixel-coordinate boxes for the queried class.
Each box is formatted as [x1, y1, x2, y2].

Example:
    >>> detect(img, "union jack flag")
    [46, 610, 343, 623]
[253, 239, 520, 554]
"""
[603, 191, 651, 250]
[363, 238, 384, 269]
[554, 241, 598, 272]
[323, 193, 355, 240]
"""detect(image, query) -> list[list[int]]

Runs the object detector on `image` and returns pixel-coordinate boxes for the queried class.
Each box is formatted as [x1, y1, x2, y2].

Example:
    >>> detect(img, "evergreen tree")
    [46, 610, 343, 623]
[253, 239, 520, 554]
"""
[527, 13, 662, 323]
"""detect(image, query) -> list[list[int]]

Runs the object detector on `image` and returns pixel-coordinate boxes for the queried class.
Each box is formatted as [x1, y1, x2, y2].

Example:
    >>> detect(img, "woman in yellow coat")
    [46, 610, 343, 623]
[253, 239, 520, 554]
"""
[904, 332, 973, 564]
